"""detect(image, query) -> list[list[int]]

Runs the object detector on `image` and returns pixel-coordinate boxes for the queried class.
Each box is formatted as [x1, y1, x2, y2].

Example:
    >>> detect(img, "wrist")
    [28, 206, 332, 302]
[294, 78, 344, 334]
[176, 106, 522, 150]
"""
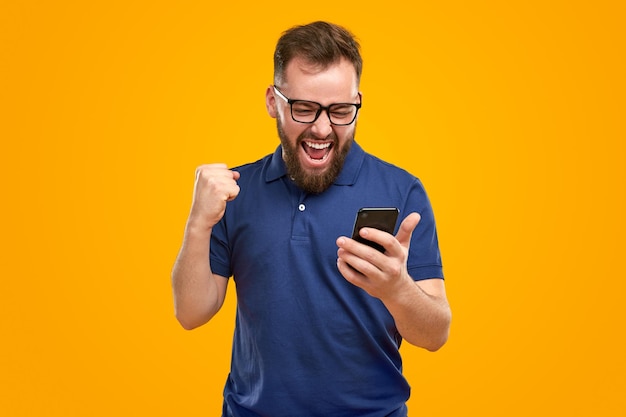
[380, 273, 416, 306]
[185, 216, 214, 239]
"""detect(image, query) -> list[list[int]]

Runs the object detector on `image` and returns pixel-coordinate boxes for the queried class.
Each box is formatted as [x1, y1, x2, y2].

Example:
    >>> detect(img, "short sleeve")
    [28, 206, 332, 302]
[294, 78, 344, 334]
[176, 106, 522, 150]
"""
[403, 179, 444, 281]
[210, 218, 232, 278]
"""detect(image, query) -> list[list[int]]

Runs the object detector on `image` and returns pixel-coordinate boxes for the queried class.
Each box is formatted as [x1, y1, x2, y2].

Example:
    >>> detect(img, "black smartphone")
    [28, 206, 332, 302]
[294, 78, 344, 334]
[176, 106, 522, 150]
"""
[351, 207, 400, 252]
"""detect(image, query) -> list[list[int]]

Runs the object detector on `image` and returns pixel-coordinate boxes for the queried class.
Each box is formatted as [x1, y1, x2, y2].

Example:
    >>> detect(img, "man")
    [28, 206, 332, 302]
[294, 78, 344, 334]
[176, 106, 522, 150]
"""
[172, 21, 451, 417]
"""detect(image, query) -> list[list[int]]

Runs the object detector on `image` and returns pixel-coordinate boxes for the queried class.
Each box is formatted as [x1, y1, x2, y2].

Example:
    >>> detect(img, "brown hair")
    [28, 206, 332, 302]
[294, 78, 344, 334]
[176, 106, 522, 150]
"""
[273, 21, 362, 86]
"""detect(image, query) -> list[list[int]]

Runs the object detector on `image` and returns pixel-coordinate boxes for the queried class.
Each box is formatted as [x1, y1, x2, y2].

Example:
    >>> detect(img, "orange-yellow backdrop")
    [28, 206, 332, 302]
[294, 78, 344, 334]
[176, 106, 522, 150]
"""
[1, 1, 624, 416]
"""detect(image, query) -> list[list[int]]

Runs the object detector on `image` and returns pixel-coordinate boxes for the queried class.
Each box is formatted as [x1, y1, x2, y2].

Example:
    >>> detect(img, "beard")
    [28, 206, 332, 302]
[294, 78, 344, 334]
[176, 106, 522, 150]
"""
[277, 119, 353, 194]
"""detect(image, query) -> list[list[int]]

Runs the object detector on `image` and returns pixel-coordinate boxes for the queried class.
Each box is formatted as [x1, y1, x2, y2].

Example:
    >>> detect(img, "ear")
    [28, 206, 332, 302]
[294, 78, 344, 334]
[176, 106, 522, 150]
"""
[266, 85, 277, 119]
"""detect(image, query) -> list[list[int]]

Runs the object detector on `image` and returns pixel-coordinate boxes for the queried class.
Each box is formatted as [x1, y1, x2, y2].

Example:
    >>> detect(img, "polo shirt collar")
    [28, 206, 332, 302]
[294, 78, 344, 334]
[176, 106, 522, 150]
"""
[265, 141, 365, 186]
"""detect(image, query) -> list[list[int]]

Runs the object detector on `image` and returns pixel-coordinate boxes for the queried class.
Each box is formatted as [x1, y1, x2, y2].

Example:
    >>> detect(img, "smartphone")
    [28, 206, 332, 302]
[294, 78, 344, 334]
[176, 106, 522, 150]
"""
[351, 207, 400, 252]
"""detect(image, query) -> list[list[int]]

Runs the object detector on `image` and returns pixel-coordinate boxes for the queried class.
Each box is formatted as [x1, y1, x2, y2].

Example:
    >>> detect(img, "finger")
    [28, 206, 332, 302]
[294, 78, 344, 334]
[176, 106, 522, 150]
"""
[195, 163, 228, 178]
[224, 170, 240, 200]
[194, 166, 240, 201]
[336, 256, 368, 286]
[395, 212, 421, 249]
[195, 165, 239, 187]
[225, 182, 240, 201]
[337, 237, 385, 275]
[358, 227, 395, 254]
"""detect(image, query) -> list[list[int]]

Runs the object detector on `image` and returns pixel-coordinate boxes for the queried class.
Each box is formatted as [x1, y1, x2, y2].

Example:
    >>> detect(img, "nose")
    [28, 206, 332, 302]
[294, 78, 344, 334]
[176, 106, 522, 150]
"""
[310, 109, 333, 138]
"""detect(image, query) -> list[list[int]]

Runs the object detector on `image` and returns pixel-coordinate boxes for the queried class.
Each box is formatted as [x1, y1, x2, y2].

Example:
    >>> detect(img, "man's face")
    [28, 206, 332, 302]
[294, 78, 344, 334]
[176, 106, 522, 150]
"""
[266, 57, 360, 194]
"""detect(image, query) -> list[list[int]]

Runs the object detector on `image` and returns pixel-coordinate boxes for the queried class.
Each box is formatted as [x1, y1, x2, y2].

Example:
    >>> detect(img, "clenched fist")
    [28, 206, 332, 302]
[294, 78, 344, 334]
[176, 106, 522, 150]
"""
[187, 163, 240, 233]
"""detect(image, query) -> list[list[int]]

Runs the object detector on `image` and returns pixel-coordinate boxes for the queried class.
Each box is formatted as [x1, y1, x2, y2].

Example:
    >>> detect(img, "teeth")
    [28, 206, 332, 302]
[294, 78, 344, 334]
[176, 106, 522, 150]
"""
[304, 141, 331, 150]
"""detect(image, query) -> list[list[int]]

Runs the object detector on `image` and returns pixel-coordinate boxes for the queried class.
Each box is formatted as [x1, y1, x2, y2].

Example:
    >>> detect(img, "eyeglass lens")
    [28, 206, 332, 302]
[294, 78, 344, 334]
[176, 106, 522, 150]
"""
[291, 101, 358, 125]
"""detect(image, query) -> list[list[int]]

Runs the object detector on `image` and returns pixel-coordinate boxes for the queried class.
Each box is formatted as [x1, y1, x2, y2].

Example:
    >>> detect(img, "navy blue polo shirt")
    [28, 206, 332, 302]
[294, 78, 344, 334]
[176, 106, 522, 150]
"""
[211, 141, 443, 417]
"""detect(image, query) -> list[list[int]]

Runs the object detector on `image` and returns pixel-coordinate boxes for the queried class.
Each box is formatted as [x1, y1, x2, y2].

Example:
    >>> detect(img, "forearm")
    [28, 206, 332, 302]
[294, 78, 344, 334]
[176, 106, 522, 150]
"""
[171, 224, 223, 330]
[382, 278, 451, 351]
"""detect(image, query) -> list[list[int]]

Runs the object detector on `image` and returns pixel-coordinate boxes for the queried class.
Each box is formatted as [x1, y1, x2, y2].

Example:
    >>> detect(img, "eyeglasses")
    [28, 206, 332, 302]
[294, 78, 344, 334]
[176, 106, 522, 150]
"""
[273, 85, 362, 126]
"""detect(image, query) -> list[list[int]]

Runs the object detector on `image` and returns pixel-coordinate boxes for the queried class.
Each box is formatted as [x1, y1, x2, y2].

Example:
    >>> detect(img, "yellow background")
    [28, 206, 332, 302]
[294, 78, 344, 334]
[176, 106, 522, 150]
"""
[1, 1, 624, 415]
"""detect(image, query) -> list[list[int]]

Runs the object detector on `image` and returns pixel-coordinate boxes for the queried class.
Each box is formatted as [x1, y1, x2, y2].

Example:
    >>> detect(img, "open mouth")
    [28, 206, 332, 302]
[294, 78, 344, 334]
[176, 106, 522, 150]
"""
[302, 140, 333, 162]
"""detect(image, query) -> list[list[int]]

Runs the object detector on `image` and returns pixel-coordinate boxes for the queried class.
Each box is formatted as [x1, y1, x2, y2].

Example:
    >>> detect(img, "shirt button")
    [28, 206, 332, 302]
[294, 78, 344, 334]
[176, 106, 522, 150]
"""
[298, 204, 306, 212]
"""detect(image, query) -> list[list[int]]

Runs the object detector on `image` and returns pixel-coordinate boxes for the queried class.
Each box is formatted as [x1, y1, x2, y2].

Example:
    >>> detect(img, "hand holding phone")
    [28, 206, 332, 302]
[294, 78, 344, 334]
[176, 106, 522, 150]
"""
[351, 208, 399, 253]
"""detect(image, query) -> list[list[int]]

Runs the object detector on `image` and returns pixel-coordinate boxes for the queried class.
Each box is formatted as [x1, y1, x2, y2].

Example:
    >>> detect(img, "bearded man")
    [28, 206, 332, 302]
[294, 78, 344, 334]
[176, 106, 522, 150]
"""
[172, 21, 451, 417]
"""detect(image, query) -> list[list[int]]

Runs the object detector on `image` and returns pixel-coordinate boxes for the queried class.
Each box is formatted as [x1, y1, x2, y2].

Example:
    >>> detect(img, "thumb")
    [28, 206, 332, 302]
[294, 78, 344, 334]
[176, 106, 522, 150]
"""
[395, 212, 421, 249]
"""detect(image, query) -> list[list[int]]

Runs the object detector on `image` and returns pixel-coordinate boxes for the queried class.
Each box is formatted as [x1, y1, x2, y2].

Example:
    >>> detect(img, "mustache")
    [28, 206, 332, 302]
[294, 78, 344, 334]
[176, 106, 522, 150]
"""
[296, 128, 338, 143]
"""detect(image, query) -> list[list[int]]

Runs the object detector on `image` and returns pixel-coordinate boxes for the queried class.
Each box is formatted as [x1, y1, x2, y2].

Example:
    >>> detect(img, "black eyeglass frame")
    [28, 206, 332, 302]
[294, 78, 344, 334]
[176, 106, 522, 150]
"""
[273, 85, 362, 126]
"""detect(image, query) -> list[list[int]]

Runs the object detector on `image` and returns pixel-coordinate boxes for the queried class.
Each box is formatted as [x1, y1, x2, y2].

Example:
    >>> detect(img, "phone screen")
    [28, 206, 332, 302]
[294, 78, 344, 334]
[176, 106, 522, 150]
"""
[351, 207, 399, 252]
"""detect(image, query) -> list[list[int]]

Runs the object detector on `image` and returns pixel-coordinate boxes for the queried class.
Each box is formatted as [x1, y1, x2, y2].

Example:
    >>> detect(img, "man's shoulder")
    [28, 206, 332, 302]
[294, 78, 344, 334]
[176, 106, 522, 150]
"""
[232, 146, 283, 182]
[360, 151, 420, 184]
[233, 154, 271, 173]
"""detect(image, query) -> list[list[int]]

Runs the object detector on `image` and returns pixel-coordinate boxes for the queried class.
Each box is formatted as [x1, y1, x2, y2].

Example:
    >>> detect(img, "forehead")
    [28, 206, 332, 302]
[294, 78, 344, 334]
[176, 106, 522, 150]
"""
[282, 57, 359, 102]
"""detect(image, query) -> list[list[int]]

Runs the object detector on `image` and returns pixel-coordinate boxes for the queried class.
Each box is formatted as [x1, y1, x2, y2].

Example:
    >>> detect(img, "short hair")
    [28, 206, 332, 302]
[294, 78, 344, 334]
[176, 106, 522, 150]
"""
[273, 21, 362, 86]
